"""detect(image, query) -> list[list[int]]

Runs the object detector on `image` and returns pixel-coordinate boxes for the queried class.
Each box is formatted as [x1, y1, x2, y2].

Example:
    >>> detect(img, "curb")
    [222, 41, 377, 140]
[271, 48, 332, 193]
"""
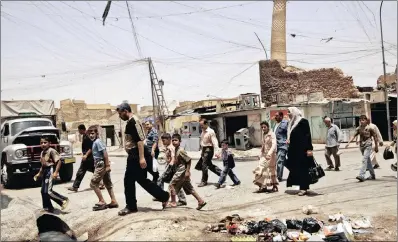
[106, 147, 360, 160]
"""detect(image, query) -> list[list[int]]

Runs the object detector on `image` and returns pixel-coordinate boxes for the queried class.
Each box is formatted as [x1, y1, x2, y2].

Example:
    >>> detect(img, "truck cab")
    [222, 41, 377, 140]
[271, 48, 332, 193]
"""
[1, 116, 75, 188]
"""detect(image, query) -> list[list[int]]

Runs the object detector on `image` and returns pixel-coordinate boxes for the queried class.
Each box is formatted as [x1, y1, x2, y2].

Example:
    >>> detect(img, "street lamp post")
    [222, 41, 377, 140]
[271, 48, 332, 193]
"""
[380, 0, 392, 141]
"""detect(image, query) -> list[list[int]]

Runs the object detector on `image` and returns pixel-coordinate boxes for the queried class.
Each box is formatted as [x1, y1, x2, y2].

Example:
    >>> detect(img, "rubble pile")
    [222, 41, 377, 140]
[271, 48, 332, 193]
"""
[206, 213, 373, 242]
[259, 60, 360, 105]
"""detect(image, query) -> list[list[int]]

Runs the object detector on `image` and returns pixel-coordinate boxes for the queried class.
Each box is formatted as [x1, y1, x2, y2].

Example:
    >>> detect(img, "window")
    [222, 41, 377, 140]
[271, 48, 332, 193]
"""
[3, 124, 10, 136]
[11, 121, 52, 135]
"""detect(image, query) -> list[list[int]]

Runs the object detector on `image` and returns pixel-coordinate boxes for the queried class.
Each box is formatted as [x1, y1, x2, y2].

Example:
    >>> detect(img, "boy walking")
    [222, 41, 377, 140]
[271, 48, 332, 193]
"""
[34, 136, 69, 213]
[154, 133, 187, 206]
[165, 134, 207, 210]
[214, 140, 241, 189]
[346, 115, 379, 182]
[88, 126, 118, 211]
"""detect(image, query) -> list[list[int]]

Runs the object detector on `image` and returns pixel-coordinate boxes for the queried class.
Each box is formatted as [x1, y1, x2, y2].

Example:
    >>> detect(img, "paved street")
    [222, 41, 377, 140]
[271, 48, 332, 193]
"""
[1, 149, 397, 241]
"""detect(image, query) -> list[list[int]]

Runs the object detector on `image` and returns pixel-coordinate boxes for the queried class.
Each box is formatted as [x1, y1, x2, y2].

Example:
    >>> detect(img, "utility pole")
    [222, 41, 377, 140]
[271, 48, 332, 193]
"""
[148, 58, 169, 132]
[380, 0, 392, 141]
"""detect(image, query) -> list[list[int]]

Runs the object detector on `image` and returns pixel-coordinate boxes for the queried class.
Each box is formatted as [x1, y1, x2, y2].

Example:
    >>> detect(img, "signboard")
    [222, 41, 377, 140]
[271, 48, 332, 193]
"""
[269, 110, 288, 120]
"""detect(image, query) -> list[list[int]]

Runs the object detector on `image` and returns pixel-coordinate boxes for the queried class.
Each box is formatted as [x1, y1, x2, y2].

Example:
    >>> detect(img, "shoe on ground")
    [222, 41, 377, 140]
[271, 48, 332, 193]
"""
[61, 199, 69, 210]
[153, 198, 160, 201]
[232, 181, 241, 186]
[356, 176, 365, 182]
[334, 167, 340, 171]
[391, 164, 397, 172]
[177, 201, 187, 206]
[325, 166, 334, 171]
[366, 175, 376, 180]
[214, 184, 221, 189]
[67, 187, 78, 192]
[277, 178, 283, 182]
[118, 207, 138, 216]
[373, 164, 380, 169]
[198, 182, 207, 187]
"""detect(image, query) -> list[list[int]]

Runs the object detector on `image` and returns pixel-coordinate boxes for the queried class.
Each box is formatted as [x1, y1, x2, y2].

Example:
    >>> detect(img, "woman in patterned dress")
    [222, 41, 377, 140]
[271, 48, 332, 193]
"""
[253, 121, 279, 193]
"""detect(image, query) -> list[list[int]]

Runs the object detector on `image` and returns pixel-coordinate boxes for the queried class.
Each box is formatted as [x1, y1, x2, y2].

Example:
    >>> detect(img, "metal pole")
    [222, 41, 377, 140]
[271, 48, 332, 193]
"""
[148, 58, 157, 130]
[380, 0, 392, 141]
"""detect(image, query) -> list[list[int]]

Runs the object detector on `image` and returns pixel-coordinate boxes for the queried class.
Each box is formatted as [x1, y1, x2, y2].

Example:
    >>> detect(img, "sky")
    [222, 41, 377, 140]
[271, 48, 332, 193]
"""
[1, 1, 397, 108]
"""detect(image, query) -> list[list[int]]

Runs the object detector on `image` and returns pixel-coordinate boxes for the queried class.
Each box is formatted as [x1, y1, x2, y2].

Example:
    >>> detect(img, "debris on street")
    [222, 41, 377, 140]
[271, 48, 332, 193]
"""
[206, 213, 378, 241]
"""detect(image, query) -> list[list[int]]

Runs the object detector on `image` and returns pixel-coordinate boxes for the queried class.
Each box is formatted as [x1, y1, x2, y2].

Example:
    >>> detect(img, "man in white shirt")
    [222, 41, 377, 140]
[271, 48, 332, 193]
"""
[196, 118, 222, 187]
[356, 120, 383, 169]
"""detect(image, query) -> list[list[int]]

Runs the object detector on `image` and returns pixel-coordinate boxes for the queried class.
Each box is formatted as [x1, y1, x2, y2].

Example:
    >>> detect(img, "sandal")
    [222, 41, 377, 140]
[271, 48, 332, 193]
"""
[298, 190, 307, 196]
[93, 204, 107, 211]
[271, 186, 278, 192]
[107, 203, 119, 209]
[196, 202, 207, 210]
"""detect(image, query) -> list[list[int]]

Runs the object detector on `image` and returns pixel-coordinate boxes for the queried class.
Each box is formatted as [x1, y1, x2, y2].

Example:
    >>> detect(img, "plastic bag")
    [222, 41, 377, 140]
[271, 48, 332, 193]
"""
[270, 219, 287, 234]
[258, 220, 274, 234]
[153, 158, 158, 172]
[286, 219, 303, 230]
[302, 218, 322, 233]
[245, 221, 258, 235]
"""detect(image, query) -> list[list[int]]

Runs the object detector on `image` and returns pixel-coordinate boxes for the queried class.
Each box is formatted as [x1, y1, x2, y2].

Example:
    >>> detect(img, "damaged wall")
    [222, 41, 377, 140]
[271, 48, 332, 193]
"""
[259, 60, 360, 106]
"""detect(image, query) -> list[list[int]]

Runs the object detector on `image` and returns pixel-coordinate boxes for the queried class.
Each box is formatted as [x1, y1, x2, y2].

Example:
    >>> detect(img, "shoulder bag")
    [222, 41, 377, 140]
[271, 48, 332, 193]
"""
[383, 147, 394, 160]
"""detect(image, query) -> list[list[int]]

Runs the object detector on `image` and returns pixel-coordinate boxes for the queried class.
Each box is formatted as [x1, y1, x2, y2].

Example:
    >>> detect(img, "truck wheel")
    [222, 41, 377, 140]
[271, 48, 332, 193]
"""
[1, 163, 16, 189]
[59, 163, 73, 182]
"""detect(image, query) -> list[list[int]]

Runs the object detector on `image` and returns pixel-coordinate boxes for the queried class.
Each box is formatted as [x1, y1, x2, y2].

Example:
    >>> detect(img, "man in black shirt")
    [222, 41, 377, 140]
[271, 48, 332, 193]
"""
[67, 124, 104, 191]
[116, 103, 170, 215]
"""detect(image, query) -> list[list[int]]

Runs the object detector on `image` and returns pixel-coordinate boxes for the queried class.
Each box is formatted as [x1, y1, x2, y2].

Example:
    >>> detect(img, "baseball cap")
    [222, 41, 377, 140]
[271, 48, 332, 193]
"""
[116, 102, 131, 112]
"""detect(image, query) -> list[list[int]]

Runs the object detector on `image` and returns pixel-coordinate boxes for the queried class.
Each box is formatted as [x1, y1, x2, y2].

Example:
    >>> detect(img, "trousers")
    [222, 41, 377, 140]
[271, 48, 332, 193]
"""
[157, 165, 187, 203]
[325, 146, 341, 168]
[41, 167, 68, 210]
[124, 148, 169, 210]
[201, 147, 222, 183]
[276, 148, 287, 180]
[72, 157, 94, 189]
[218, 162, 240, 185]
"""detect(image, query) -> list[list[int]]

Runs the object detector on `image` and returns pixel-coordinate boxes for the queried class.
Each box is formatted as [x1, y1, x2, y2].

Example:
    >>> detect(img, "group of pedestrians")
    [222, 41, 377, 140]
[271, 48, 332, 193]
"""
[36, 103, 397, 214]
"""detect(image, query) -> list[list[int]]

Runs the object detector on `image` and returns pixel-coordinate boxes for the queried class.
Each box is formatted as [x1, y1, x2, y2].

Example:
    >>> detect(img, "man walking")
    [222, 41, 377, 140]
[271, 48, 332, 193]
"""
[273, 112, 288, 182]
[144, 120, 160, 182]
[68, 125, 104, 192]
[324, 117, 342, 171]
[116, 103, 169, 215]
[346, 115, 379, 182]
[197, 118, 222, 187]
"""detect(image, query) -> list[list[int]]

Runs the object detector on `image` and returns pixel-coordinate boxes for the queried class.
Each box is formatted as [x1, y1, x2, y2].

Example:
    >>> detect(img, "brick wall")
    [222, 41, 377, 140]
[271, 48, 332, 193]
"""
[259, 60, 360, 105]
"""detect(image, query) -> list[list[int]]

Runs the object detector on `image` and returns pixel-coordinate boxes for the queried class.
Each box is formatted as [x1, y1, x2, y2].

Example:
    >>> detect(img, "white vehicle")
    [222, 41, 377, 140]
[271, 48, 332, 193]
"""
[1, 100, 75, 188]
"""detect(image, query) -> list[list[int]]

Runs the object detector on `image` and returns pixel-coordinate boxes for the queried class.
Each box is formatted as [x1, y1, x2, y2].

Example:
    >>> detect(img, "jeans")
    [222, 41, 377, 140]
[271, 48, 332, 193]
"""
[201, 147, 222, 183]
[218, 163, 240, 185]
[325, 146, 341, 168]
[124, 149, 169, 210]
[41, 167, 68, 210]
[276, 149, 287, 180]
[359, 146, 375, 178]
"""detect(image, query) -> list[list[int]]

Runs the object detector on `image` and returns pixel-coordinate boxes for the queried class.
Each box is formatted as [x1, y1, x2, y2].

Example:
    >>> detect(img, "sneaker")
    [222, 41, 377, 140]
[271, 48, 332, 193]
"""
[61, 199, 69, 210]
[356, 176, 365, 182]
[373, 164, 380, 169]
[198, 182, 207, 187]
[177, 201, 187, 206]
[67, 187, 78, 192]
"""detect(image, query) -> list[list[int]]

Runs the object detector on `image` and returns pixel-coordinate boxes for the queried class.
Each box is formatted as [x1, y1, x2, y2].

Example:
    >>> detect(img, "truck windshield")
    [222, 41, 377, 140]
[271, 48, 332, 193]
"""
[11, 121, 52, 135]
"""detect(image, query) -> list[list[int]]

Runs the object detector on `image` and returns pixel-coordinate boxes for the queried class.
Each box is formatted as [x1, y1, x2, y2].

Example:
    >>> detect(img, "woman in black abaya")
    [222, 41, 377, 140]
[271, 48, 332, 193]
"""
[285, 107, 314, 196]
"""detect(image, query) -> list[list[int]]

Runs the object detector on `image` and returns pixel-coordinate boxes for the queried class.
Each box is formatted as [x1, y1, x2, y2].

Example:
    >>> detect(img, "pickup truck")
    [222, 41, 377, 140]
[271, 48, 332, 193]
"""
[1, 100, 75, 188]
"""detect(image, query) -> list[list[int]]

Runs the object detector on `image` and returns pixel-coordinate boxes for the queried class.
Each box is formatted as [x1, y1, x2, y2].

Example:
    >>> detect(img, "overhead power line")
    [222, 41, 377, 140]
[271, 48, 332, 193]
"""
[126, 1, 143, 58]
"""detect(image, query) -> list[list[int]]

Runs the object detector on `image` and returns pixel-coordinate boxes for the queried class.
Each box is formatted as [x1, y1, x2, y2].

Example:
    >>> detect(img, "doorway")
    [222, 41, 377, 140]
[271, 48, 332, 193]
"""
[100, 125, 116, 146]
[225, 116, 248, 146]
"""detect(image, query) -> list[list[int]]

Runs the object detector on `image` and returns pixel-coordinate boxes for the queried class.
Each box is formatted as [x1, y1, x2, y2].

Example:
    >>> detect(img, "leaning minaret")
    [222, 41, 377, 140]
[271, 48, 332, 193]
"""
[270, 0, 287, 67]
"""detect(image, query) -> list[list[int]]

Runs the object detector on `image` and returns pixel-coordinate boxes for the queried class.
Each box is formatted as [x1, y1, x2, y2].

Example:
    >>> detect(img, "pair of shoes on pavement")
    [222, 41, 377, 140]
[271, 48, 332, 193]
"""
[326, 166, 340, 171]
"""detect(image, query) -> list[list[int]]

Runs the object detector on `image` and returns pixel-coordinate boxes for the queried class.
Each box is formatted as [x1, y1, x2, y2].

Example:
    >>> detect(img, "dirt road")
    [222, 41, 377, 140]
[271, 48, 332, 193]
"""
[1, 149, 397, 241]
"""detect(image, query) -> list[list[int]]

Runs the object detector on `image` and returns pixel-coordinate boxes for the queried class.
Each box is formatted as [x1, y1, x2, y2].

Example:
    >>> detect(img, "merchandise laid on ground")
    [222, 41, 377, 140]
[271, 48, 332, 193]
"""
[206, 213, 373, 242]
